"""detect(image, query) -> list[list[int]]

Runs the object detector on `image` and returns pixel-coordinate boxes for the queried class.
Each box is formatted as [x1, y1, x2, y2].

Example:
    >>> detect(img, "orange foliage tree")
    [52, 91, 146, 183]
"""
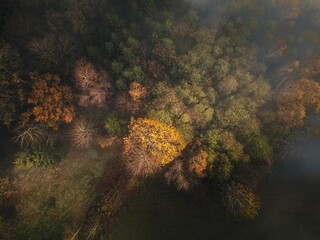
[188, 150, 208, 178]
[277, 78, 320, 128]
[128, 81, 147, 102]
[123, 118, 186, 177]
[21, 73, 74, 130]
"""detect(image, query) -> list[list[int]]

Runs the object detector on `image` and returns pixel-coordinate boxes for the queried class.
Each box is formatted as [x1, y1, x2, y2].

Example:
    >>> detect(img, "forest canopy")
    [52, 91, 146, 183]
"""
[0, 0, 320, 239]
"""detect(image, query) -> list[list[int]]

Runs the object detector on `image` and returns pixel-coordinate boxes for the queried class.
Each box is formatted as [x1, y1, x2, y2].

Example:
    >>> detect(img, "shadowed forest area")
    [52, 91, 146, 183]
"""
[0, 0, 320, 239]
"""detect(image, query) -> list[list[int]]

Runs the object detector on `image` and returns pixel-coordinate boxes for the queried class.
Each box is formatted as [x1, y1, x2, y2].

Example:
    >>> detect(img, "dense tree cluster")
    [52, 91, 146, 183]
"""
[0, 0, 319, 229]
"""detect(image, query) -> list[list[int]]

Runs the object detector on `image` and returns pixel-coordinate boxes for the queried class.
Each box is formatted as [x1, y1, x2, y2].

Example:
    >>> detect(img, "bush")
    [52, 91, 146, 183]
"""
[15, 147, 64, 169]
[104, 113, 128, 136]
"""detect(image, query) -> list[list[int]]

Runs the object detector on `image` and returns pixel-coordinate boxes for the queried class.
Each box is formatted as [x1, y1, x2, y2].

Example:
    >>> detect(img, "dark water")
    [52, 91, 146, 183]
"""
[105, 137, 320, 240]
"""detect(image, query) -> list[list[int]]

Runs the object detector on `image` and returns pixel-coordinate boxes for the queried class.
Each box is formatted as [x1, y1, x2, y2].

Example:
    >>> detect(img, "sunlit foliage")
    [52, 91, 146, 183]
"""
[123, 118, 186, 177]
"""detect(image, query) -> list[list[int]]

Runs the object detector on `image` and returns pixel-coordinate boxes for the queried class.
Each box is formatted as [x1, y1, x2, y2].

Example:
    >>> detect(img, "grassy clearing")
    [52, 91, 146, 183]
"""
[0, 144, 118, 240]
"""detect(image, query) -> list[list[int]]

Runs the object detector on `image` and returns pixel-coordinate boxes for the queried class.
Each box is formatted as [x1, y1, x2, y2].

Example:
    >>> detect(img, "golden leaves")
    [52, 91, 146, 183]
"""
[123, 118, 186, 177]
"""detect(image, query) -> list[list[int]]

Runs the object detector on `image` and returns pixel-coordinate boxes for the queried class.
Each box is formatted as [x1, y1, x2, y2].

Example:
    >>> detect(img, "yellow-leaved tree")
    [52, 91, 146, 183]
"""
[123, 118, 186, 177]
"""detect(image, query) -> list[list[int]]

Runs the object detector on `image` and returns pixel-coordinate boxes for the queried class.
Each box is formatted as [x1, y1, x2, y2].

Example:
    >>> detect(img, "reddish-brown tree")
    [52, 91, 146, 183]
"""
[74, 59, 112, 108]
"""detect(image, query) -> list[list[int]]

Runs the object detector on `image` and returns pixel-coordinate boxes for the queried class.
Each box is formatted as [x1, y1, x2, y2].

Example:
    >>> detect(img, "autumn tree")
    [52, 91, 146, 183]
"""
[128, 81, 147, 102]
[123, 118, 186, 177]
[188, 149, 208, 178]
[74, 59, 112, 108]
[276, 78, 320, 128]
[21, 73, 75, 130]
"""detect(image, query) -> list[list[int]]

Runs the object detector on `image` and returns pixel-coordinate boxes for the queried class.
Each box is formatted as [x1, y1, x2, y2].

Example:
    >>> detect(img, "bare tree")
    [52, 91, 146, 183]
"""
[29, 34, 59, 68]
[165, 160, 190, 191]
[74, 59, 112, 108]
[12, 123, 48, 149]
[125, 147, 160, 178]
[69, 117, 97, 149]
